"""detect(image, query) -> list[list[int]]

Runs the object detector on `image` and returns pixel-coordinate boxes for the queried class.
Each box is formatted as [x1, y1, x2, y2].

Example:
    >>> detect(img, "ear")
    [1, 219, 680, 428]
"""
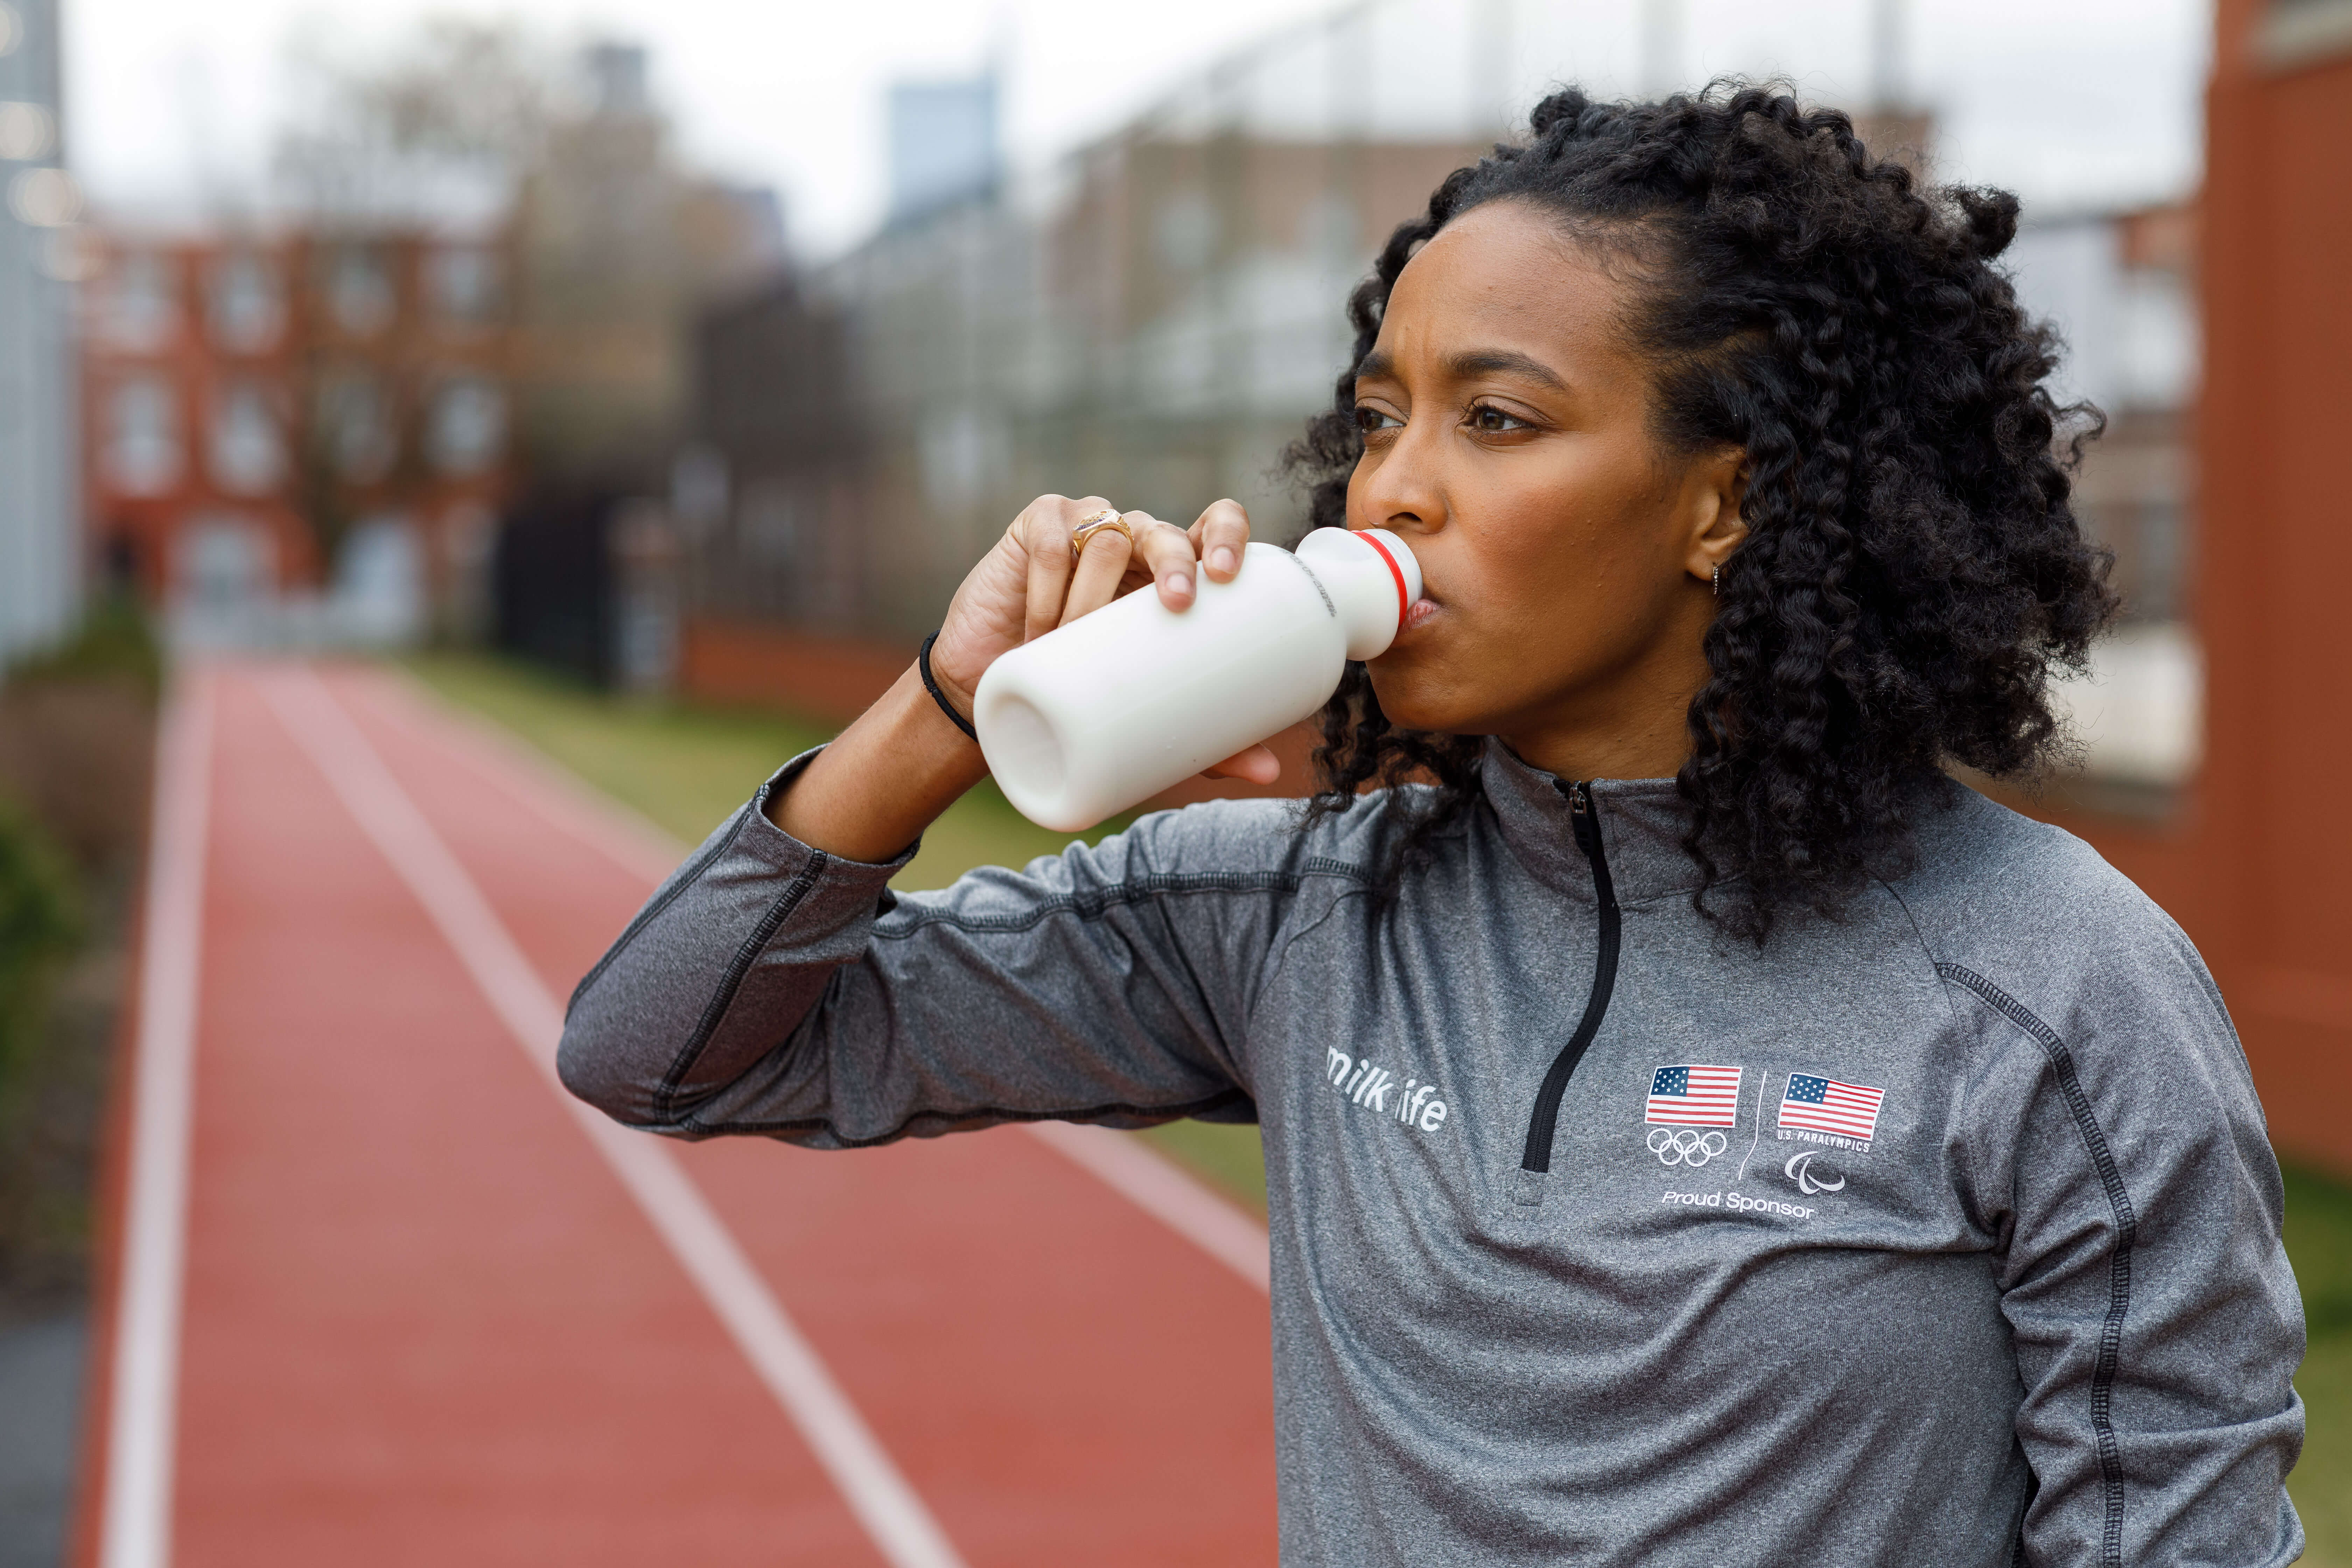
[1682, 446, 1749, 586]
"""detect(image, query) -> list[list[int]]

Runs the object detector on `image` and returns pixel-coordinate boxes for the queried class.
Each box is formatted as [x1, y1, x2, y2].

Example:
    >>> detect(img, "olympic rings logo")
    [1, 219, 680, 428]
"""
[1648, 1128, 1729, 1167]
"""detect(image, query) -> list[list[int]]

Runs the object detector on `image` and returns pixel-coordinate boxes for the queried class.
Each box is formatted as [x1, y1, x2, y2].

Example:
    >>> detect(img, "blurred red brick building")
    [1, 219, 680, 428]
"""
[81, 227, 516, 635]
[2045, 0, 2352, 1173]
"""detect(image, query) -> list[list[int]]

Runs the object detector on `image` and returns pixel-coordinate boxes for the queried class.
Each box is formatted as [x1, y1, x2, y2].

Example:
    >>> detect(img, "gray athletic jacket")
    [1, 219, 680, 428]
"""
[559, 740, 2307, 1567]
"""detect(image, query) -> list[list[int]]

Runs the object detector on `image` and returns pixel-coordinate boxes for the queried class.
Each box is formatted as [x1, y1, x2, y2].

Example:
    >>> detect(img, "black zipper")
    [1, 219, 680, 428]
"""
[1518, 780, 1621, 1174]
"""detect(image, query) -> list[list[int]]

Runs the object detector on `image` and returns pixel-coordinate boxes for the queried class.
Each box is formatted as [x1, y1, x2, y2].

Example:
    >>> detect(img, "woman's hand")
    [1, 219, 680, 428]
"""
[927, 495, 1279, 784]
[769, 493, 1279, 861]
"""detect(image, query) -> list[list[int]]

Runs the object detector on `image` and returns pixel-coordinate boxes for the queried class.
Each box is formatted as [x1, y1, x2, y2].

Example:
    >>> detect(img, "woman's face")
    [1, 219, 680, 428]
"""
[1348, 200, 1744, 775]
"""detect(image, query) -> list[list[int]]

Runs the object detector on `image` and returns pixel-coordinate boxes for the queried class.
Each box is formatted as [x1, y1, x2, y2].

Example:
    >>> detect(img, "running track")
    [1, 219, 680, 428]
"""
[80, 662, 1278, 1567]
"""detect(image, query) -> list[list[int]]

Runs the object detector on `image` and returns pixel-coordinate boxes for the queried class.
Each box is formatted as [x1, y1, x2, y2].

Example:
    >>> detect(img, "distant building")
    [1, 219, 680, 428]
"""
[2007, 199, 2202, 804]
[677, 274, 859, 630]
[672, 0, 1967, 678]
[511, 42, 786, 487]
[79, 224, 519, 643]
[679, 126, 1492, 658]
[0, 0, 79, 661]
[482, 40, 786, 687]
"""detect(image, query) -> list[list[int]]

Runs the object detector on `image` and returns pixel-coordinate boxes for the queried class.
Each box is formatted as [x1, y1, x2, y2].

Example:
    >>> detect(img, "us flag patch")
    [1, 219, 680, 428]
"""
[1776, 1073, 1885, 1147]
[1644, 1064, 1743, 1127]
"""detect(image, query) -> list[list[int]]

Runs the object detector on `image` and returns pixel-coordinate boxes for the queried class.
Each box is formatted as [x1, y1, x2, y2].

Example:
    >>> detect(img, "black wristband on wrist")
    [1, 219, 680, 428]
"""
[918, 632, 978, 741]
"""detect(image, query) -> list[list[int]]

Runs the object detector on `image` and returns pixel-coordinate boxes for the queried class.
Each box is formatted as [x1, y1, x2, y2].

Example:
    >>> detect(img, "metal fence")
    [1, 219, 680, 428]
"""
[672, 0, 2075, 657]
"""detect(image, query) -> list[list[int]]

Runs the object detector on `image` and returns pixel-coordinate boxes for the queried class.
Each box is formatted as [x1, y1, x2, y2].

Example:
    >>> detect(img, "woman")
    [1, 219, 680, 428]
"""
[561, 87, 2305, 1564]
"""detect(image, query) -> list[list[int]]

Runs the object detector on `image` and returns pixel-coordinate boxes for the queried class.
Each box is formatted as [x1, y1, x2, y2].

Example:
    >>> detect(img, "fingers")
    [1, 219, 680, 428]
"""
[1190, 498, 1251, 583]
[1201, 742, 1281, 784]
[1130, 515, 1203, 609]
[1059, 514, 1138, 627]
[1018, 495, 1100, 643]
[1020, 495, 1237, 637]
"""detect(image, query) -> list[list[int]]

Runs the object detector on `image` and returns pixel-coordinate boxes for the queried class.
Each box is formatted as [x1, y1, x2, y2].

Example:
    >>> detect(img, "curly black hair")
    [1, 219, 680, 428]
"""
[1286, 82, 2117, 942]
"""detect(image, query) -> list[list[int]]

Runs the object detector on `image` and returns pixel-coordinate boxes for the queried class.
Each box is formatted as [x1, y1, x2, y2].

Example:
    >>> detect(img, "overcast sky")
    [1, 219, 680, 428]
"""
[66, 0, 2212, 255]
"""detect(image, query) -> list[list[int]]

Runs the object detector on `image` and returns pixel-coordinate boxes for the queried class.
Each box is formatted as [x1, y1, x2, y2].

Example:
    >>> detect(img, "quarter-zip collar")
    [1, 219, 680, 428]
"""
[1478, 738, 1706, 908]
[1519, 771, 1621, 1175]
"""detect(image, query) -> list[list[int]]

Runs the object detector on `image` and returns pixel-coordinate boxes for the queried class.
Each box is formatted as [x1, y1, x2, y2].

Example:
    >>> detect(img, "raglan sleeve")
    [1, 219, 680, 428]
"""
[556, 749, 1296, 1146]
[1945, 906, 2306, 1567]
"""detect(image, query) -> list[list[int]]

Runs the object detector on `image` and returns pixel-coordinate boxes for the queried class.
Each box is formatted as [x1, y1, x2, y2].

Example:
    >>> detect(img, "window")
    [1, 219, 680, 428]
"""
[315, 370, 396, 481]
[209, 379, 285, 495]
[1154, 191, 1217, 272]
[426, 377, 505, 474]
[104, 376, 181, 495]
[98, 251, 179, 353]
[208, 252, 285, 354]
[326, 246, 395, 336]
[428, 247, 502, 328]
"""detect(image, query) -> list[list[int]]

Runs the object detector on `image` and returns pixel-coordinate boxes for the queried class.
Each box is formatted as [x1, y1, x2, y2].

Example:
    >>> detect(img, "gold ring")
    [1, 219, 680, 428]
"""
[1070, 509, 1134, 561]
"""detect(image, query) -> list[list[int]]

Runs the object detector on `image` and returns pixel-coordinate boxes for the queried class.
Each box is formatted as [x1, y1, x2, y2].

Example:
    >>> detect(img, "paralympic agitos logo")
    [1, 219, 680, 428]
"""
[1783, 1150, 1846, 1195]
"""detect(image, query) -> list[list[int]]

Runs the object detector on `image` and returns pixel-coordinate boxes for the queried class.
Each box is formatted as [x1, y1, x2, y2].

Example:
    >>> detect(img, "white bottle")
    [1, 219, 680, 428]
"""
[974, 527, 1422, 832]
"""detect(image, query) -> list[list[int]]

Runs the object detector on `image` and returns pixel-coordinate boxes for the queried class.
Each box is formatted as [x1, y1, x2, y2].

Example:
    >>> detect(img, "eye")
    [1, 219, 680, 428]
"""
[1353, 404, 1402, 437]
[1466, 401, 1532, 435]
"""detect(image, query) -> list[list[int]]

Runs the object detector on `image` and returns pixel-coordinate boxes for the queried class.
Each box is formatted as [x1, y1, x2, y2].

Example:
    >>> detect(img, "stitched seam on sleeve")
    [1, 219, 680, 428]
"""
[566, 804, 755, 1018]
[1939, 960, 2137, 1568]
[680, 1085, 1255, 1145]
[873, 858, 1370, 940]
[653, 847, 830, 1122]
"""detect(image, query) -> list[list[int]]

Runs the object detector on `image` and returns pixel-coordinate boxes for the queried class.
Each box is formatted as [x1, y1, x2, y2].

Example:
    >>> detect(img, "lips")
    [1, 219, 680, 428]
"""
[1402, 597, 1439, 631]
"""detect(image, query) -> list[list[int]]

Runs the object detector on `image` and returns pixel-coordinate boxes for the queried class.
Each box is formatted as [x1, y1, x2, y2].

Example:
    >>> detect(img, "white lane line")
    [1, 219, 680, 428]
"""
[351, 673, 1279, 1296]
[1023, 1122, 1270, 1294]
[262, 665, 967, 1568]
[100, 668, 215, 1568]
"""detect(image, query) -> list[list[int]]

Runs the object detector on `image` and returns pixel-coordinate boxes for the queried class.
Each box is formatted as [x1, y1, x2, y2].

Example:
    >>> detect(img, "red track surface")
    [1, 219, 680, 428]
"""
[83, 662, 1278, 1566]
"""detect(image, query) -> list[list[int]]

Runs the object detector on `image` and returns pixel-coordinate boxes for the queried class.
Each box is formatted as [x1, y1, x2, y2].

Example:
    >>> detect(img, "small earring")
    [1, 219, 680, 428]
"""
[1711, 563, 1720, 597]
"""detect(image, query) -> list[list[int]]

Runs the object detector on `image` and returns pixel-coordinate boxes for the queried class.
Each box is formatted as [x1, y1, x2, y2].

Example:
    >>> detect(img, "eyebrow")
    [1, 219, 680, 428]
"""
[1445, 348, 1569, 391]
[1353, 346, 1569, 393]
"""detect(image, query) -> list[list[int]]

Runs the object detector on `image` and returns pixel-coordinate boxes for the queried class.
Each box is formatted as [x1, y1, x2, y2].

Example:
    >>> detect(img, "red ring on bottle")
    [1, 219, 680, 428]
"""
[1352, 530, 1411, 628]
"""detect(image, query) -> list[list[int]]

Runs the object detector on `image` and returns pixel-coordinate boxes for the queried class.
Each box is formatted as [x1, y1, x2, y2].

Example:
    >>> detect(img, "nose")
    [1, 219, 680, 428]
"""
[1350, 413, 1448, 540]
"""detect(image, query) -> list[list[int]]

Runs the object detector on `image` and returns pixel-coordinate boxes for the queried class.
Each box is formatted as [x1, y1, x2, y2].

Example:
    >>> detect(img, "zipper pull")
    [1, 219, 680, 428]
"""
[1568, 781, 1597, 853]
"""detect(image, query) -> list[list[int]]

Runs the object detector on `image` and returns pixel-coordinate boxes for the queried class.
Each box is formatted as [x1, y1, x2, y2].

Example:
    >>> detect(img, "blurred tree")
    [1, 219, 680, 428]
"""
[0, 797, 77, 1099]
[274, 22, 783, 492]
[0, 600, 148, 1307]
[267, 19, 549, 584]
[0, 792, 80, 1303]
[273, 17, 552, 220]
